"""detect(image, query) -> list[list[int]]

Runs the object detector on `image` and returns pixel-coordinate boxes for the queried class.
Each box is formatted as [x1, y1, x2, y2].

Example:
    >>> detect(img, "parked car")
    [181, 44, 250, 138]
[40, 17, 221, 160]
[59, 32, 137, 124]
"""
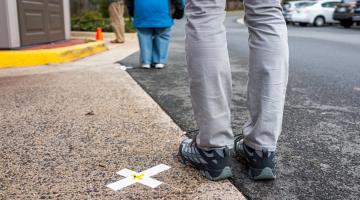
[283, 1, 317, 23]
[333, 0, 360, 28]
[290, 0, 341, 26]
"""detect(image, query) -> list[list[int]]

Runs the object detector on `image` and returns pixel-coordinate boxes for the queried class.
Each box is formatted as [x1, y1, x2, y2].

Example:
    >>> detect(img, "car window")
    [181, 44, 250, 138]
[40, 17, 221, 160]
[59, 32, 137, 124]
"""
[295, 2, 306, 7]
[322, 2, 339, 7]
[330, 2, 340, 7]
[322, 2, 331, 7]
[342, 0, 357, 3]
[296, 2, 316, 8]
[327, 2, 340, 7]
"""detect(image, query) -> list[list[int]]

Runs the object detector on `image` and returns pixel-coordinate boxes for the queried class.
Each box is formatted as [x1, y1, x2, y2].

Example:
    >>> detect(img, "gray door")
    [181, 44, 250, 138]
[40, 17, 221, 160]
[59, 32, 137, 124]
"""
[17, 0, 65, 46]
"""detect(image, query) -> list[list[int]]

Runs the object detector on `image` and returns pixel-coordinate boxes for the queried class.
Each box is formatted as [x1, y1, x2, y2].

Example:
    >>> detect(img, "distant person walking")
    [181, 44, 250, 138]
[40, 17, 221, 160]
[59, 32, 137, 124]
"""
[108, 0, 125, 43]
[126, 0, 185, 69]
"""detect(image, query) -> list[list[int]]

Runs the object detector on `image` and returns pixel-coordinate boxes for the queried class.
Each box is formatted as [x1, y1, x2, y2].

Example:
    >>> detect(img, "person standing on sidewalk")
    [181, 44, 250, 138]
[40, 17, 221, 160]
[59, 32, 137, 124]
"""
[108, 0, 126, 43]
[178, 0, 289, 181]
[126, 0, 185, 69]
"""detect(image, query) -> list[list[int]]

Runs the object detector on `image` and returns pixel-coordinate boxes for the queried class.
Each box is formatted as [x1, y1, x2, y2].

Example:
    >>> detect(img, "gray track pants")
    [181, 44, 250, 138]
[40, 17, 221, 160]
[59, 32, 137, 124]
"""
[186, 0, 289, 151]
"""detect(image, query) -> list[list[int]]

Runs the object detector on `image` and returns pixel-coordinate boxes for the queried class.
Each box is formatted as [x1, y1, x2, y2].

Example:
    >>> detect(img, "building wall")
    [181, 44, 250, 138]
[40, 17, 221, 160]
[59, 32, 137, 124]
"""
[0, 0, 20, 49]
[0, 1, 8, 48]
[0, 0, 70, 49]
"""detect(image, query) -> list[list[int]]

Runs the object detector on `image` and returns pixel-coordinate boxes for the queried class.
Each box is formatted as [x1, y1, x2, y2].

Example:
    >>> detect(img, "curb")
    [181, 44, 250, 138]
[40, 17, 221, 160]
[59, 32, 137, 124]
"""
[0, 41, 108, 69]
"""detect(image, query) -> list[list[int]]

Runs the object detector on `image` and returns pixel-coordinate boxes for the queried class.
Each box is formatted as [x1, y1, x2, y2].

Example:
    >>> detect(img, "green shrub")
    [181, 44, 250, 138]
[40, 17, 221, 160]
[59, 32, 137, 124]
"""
[71, 10, 135, 33]
[125, 18, 136, 33]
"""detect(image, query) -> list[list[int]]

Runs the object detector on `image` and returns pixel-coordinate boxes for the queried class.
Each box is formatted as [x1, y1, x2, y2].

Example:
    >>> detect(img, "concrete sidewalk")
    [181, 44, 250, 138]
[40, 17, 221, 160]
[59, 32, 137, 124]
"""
[0, 35, 245, 199]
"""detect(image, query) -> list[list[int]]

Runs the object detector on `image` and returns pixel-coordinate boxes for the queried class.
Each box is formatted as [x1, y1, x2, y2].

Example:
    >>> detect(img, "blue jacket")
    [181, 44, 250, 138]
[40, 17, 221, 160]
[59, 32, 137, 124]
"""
[126, 0, 185, 28]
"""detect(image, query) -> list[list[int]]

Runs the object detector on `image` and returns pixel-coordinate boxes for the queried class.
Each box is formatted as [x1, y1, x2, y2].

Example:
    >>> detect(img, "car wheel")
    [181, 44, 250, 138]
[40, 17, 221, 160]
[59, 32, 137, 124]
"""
[340, 20, 353, 28]
[313, 16, 325, 27]
[299, 22, 308, 27]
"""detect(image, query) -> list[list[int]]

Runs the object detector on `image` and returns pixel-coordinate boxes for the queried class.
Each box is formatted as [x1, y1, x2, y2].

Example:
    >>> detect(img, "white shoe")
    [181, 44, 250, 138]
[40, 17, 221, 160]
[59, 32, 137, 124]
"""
[155, 64, 165, 69]
[141, 64, 151, 69]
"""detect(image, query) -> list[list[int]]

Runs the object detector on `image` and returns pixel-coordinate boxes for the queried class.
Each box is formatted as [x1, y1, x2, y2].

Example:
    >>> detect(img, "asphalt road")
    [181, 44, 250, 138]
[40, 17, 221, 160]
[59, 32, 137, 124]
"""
[123, 12, 360, 200]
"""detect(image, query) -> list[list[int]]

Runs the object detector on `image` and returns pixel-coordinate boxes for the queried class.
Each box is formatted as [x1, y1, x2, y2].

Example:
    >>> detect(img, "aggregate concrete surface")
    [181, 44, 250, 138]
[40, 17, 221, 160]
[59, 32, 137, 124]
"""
[0, 38, 245, 199]
[123, 13, 360, 200]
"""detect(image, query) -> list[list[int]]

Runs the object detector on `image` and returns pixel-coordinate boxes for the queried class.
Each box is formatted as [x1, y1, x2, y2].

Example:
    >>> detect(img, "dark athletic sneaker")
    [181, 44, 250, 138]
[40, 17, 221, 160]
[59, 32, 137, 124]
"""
[234, 136, 276, 180]
[177, 138, 233, 181]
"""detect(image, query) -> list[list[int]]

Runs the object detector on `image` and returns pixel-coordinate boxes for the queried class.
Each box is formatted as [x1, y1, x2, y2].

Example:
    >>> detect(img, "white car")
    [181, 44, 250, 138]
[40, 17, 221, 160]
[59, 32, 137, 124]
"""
[283, 1, 317, 22]
[290, 0, 341, 26]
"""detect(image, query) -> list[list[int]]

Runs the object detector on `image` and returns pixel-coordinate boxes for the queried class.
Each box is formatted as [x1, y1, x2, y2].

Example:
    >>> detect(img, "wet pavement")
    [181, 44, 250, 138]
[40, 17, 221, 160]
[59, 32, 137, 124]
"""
[123, 13, 360, 200]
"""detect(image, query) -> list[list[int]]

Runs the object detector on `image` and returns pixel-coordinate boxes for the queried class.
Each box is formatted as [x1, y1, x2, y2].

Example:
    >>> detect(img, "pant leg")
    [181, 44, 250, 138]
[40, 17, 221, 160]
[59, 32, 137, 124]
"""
[242, 0, 289, 151]
[109, 2, 125, 42]
[186, 0, 233, 149]
[118, 3, 126, 41]
[137, 28, 154, 65]
[152, 27, 172, 64]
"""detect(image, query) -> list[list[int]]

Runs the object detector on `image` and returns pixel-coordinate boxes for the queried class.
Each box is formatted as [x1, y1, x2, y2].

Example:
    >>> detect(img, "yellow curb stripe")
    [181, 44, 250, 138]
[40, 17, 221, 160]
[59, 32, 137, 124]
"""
[0, 41, 108, 68]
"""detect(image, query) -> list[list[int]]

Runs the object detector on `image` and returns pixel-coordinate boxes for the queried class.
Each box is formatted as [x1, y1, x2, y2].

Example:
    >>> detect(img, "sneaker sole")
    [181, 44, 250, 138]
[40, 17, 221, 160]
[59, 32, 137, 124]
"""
[236, 153, 276, 180]
[141, 65, 151, 69]
[177, 154, 233, 181]
[249, 167, 276, 180]
[200, 166, 233, 181]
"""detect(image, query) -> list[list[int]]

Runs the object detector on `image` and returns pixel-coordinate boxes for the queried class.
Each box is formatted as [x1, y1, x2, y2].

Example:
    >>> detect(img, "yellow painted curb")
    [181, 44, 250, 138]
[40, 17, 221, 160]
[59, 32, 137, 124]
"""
[0, 41, 108, 68]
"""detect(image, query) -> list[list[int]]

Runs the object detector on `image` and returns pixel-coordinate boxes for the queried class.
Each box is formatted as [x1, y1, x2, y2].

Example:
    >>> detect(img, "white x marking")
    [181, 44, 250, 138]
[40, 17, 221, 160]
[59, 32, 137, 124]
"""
[106, 164, 171, 191]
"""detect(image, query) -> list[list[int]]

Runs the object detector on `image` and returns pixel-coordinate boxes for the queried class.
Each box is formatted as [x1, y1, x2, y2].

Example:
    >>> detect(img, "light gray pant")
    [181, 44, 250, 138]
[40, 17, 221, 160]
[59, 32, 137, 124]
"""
[186, 0, 289, 151]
